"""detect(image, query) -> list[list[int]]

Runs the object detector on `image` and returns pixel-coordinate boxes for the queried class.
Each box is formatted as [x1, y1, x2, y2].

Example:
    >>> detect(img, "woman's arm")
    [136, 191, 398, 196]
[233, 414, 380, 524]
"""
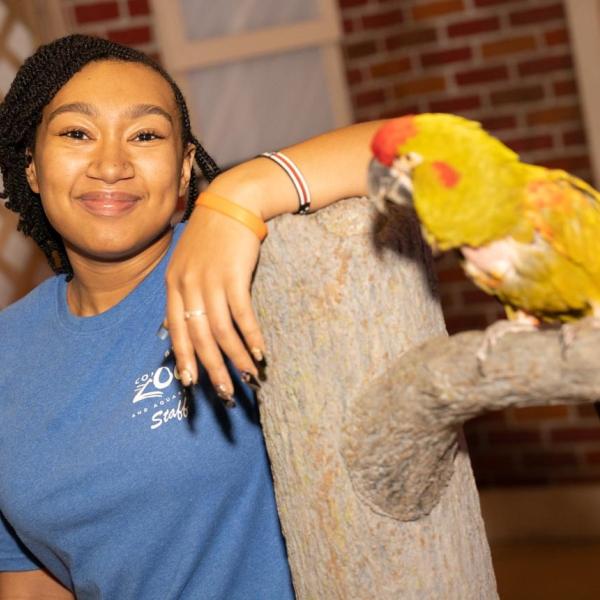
[165, 120, 385, 401]
[0, 570, 74, 599]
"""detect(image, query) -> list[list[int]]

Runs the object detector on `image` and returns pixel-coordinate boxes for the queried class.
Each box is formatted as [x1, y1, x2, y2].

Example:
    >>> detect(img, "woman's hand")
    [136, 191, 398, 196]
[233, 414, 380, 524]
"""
[165, 202, 265, 405]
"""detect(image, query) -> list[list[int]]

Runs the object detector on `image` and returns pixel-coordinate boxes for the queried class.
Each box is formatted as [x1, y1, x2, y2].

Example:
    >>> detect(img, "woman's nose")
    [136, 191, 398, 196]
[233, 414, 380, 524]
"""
[87, 139, 134, 182]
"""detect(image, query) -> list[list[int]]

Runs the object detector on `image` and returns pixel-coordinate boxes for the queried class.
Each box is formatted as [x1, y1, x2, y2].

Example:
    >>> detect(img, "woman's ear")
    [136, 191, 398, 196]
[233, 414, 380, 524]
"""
[178, 143, 196, 198]
[25, 151, 40, 193]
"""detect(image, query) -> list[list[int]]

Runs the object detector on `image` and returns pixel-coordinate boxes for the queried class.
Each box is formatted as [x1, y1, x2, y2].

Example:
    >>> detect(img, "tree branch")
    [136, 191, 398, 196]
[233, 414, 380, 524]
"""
[342, 326, 600, 521]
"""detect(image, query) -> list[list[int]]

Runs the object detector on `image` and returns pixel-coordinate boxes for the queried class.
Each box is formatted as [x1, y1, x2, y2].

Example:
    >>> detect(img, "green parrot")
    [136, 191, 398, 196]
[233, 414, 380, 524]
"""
[368, 113, 600, 331]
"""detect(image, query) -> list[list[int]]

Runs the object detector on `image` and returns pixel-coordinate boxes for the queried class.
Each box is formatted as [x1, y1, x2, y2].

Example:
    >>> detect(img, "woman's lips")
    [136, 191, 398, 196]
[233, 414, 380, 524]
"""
[78, 191, 141, 216]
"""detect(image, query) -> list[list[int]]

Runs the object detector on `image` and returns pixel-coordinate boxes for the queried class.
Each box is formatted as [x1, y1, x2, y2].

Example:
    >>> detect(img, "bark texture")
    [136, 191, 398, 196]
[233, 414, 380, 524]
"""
[252, 198, 498, 599]
[343, 324, 600, 522]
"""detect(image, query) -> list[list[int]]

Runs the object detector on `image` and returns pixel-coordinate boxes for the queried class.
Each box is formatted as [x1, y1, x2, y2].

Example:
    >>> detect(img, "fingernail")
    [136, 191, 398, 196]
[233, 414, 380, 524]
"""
[241, 371, 261, 390]
[215, 384, 236, 408]
[156, 324, 169, 340]
[250, 347, 265, 363]
[180, 368, 193, 387]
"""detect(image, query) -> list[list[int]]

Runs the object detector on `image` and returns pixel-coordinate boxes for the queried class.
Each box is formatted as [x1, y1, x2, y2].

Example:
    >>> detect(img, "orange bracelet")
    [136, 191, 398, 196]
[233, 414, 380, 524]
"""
[196, 191, 268, 241]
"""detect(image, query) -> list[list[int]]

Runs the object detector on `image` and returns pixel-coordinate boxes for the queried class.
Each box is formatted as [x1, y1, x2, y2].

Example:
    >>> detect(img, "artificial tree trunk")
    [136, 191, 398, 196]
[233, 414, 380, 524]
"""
[252, 198, 498, 599]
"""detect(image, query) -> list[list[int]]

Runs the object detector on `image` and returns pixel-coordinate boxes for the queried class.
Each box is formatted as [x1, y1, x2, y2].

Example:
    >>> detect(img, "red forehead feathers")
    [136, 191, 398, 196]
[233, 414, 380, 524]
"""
[432, 161, 461, 188]
[371, 115, 418, 166]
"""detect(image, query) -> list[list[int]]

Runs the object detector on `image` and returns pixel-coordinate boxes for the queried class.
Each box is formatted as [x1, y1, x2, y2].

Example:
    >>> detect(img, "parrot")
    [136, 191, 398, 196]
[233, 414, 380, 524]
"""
[367, 113, 600, 362]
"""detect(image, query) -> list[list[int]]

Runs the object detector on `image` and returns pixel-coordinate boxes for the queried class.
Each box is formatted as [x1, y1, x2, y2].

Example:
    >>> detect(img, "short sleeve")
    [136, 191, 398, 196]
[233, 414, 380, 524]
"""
[0, 512, 40, 572]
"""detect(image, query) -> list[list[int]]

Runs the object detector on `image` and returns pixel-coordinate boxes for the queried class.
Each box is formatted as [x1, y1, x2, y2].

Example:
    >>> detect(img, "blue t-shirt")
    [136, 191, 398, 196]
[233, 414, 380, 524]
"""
[0, 225, 294, 599]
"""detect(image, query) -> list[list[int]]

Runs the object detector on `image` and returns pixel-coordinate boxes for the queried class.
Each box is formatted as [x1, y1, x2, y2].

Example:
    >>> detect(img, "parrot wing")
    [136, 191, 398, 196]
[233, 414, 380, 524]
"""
[522, 167, 600, 277]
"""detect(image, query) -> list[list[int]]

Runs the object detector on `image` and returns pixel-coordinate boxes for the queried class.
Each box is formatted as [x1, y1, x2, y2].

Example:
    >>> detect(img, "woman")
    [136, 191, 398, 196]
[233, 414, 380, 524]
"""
[0, 35, 381, 598]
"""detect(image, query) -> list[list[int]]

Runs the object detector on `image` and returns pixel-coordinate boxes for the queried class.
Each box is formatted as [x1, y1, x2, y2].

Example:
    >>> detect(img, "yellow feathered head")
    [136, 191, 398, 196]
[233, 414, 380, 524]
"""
[369, 113, 524, 249]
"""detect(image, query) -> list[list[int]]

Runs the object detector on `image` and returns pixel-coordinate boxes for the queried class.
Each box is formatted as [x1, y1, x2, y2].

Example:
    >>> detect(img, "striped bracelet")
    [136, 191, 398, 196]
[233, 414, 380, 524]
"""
[258, 151, 311, 215]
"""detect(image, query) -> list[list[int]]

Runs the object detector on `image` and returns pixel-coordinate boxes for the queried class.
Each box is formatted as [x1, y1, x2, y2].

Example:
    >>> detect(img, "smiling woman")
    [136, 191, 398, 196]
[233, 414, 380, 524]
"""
[0, 34, 383, 598]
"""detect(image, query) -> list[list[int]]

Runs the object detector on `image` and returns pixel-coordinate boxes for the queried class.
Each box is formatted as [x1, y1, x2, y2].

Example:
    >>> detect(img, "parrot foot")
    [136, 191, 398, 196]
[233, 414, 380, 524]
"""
[560, 315, 600, 357]
[476, 315, 540, 369]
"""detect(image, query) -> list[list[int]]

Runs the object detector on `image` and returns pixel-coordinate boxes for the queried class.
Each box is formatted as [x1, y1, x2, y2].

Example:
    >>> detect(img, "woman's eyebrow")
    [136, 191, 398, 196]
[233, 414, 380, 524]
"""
[46, 102, 173, 124]
[47, 102, 97, 123]
[125, 104, 173, 124]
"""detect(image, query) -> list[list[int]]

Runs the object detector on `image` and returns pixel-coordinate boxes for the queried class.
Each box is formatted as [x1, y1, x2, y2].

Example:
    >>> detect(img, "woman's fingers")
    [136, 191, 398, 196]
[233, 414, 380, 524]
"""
[227, 283, 266, 365]
[165, 285, 198, 387]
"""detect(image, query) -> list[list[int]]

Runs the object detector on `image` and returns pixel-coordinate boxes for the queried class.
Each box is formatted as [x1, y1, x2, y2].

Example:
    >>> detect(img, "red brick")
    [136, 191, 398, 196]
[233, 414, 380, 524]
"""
[506, 134, 554, 153]
[345, 40, 378, 59]
[429, 95, 481, 113]
[394, 76, 446, 97]
[474, 0, 521, 5]
[479, 115, 517, 131]
[563, 130, 586, 146]
[482, 36, 537, 58]
[421, 46, 472, 68]
[522, 452, 577, 467]
[444, 313, 488, 334]
[509, 4, 564, 26]
[385, 28, 437, 50]
[490, 85, 544, 106]
[343, 18, 355, 34]
[462, 288, 491, 305]
[447, 16, 500, 37]
[346, 68, 362, 86]
[362, 10, 403, 29]
[554, 79, 577, 96]
[354, 89, 386, 108]
[488, 429, 542, 444]
[584, 451, 600, 464]
[455, 65, 509, 86]
[518, 55, 571, 77]
[577, 403, 598, 418]
[545, 28, 568, 46]
[527, 105, 580, 126]
[107, 26, 152, 46]
[541, 156, 591, 172]
[74, 1, 119, 24]
[550, 427, 600, 443]
[437, 266, 467, 283]
[340, 0, 367, 6]
[512, 405, 569, 420]
[128, 0, 149, 16]
[379, 105, 420, 119]
[370, 57, 411, 78]
[412, 0, 464, 20]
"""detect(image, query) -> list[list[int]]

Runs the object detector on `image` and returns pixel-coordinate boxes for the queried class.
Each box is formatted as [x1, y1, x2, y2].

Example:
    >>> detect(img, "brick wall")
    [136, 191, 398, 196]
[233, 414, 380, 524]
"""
[57, 0, 600, 486]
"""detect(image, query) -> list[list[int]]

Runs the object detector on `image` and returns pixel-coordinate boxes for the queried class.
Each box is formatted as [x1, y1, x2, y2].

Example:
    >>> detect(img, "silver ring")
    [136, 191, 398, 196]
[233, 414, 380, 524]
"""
[184, 309, 207, 320]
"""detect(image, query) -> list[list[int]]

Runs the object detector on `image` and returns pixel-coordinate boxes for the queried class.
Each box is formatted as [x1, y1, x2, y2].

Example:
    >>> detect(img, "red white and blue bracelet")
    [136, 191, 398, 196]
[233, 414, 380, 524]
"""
[258, 151, 312, 215]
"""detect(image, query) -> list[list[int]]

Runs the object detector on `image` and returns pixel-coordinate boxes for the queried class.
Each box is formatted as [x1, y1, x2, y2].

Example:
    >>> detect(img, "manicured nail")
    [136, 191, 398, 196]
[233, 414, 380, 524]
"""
[241, 371, 261, 390]
[250, 347, 265, 363]
[180, 368, 193, 387]
[215, 384, 236, 408]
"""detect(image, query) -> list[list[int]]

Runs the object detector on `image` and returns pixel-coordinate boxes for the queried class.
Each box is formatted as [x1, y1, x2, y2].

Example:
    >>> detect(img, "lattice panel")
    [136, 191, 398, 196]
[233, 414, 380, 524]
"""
[0, 0, 51, 309]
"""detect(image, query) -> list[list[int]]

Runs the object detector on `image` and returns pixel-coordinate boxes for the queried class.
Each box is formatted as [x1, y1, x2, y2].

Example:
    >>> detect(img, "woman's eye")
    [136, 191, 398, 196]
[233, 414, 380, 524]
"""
[61, 129, 88, 140]
[134, 131, 161, 142]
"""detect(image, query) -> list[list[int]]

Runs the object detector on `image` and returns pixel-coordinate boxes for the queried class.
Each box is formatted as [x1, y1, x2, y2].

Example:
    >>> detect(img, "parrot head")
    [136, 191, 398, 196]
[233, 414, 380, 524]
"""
[368, 113, 523, 249]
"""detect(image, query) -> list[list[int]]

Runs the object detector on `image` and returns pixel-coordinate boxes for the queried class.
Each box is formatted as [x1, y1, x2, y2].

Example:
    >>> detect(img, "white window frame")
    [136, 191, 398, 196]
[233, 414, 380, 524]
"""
[149, 0, 352, 148]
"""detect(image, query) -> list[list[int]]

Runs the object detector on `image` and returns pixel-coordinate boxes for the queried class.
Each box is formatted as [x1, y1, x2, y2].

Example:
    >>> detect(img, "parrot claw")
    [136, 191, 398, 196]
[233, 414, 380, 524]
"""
[476, 316, 539, 371]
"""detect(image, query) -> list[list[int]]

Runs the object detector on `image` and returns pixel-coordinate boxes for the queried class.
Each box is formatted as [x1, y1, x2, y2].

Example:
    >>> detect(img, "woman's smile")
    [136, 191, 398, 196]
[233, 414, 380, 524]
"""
[77, 190, 142, 217]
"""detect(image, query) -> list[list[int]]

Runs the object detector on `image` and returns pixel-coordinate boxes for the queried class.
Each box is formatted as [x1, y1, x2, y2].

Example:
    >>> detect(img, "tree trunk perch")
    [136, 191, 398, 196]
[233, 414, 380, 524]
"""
[252, 198, 498, 599]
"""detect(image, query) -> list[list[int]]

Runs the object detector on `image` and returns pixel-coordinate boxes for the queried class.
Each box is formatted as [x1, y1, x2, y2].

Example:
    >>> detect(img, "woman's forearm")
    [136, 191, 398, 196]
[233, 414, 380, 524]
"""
[206, 120, 386, 221]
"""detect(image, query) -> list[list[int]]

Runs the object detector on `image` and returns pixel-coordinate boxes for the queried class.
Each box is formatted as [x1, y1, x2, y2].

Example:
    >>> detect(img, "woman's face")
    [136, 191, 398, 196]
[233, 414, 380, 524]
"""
[26, 59, 195, 264]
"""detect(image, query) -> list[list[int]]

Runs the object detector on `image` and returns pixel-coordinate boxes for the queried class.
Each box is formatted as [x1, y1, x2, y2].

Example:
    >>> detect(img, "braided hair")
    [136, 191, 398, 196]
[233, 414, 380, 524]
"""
[0, 34, 220, 280]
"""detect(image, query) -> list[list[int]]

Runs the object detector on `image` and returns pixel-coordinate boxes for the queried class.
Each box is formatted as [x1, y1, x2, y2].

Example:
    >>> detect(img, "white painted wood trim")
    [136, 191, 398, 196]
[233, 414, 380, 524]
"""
[480, 484, 600, 542]
[564, 0, 600, 185]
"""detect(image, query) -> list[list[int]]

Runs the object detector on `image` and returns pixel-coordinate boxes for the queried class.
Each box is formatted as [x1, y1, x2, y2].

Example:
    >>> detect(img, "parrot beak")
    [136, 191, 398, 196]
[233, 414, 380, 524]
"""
[368, 156, 415, 214]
